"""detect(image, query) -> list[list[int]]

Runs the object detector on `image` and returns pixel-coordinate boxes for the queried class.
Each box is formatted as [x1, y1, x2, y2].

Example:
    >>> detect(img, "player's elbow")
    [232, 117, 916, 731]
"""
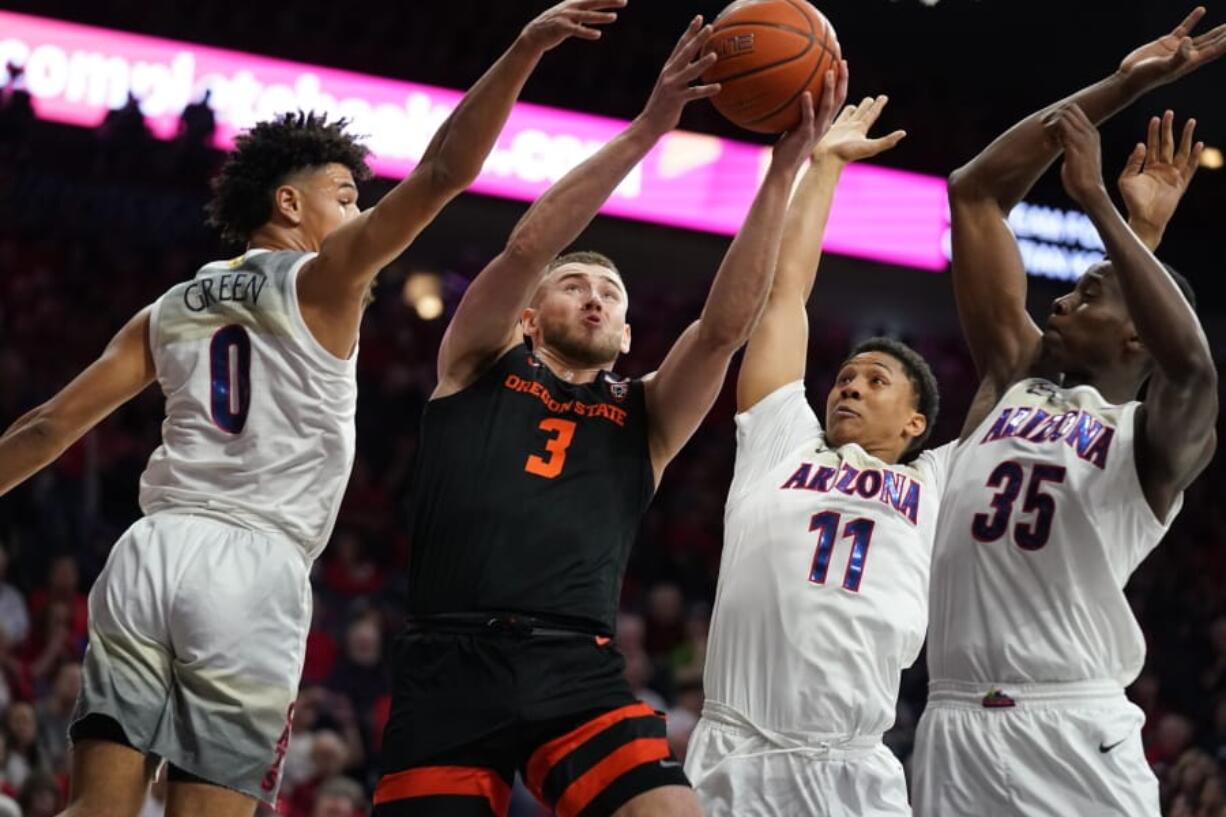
[1170, 354, 1218, 396]
[17, 409, 65, 454]
[697, 316, 753, 352]
[502, 229, 549, 272]
[418, 158, 467, 198]
[948, 164, 990, 203]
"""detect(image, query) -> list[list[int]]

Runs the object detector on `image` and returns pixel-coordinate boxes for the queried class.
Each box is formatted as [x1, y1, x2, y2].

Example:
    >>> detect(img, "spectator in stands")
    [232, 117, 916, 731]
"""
[16, 769, 60, 817]
[286, 730, 349, 817]
[3, 701, 40, 786]
[322, 529, 386, 599]
[325, 612, 389, 728]
[644, 582, 686, 658]
[0, 544, 29, 648]
[19, 601, 82, 690]
[311, 776, 366, 817]
[35, 660, 81, 773]
[28, 554, 87, 646]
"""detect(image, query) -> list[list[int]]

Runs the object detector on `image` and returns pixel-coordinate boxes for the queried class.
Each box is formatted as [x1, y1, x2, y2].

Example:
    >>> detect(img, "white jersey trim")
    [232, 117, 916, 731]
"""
[1119, 401, 1185, 531]
[279, 252, 358, 375]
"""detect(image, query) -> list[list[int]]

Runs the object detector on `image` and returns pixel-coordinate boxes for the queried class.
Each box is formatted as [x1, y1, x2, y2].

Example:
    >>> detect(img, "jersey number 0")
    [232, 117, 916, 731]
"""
[209, 325, 252, 434]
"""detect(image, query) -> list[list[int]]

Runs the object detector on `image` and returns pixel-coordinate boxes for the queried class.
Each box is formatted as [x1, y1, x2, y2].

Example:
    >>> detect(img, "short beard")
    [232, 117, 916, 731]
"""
[539, 319, 621, 368]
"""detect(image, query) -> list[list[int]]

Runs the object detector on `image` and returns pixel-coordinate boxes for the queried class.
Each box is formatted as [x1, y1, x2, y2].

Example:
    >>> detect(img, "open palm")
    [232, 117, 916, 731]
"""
[816, 94, 906, 164]
[1118, 111, 1203, 243]
[1119, 6, 1226, 88]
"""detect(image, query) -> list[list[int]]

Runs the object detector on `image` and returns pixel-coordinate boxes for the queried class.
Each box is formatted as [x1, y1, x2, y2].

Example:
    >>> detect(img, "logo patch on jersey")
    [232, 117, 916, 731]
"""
[979, 406, 1116, 470]
[1098, 738, 1127, 754]
[981, 689, 1016, 709]
[1025, 380, 1061, 400]
[604, 374, 630, 402]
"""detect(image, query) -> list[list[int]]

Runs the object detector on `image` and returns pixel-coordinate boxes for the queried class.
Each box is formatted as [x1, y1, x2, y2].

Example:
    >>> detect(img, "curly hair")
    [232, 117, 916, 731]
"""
[844, 336, 941, 455]
[205, 112, 372, 245]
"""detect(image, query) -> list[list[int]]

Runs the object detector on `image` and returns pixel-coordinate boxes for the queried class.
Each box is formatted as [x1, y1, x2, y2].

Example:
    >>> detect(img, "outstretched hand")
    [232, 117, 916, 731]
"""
[637, 16, 722, 135]
[1119, 6, 1226, 90]
[816, 82, 907, 165]
[771, 61, 848, 175]
[1119, 110, 1203, 249]
[1046, 104, 1107, 208]
[520, 0, 627, 53]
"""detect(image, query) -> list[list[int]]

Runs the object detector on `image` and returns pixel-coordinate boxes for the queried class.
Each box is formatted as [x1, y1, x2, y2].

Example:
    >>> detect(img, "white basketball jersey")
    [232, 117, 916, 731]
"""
[139, 249, 358, 559]
[927, 378, 1182, 687]
[706, 381, 954, 738]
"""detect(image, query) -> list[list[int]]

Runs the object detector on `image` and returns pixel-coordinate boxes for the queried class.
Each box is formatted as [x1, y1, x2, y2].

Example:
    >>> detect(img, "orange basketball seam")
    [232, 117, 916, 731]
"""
[712, 20, 811, 37]
[781, 0, 816, 35]
[745, 6, 833, 128]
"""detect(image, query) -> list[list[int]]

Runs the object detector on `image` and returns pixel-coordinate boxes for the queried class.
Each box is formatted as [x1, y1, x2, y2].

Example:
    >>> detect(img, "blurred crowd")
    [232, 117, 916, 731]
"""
[1, 57, 1226, 817]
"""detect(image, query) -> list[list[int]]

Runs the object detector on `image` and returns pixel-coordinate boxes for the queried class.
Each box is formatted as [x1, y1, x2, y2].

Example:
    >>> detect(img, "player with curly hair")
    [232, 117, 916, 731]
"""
[0, 3, 625, 816]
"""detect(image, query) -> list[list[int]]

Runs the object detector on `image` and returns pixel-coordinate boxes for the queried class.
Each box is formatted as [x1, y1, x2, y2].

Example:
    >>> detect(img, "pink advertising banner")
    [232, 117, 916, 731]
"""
[0, 10, 952, 269]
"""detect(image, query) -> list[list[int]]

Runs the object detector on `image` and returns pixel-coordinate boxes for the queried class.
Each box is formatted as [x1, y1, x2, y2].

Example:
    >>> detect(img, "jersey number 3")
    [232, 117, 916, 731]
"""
[525, 419, 577, 479]
[809, 512, 876, 593]
[210, 325, 252, 434]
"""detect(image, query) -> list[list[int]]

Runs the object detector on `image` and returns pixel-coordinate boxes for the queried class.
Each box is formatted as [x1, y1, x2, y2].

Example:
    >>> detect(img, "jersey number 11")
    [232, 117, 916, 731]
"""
[808, 512, 876, 593]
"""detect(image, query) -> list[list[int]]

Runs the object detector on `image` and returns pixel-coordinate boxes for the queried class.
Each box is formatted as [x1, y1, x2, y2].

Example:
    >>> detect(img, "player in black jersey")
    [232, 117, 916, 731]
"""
[372, 15, 848, 817]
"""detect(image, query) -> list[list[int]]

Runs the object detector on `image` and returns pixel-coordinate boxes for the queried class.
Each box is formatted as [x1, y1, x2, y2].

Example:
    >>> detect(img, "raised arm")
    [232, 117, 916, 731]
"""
[949, 7, 1226, 413]
[1051, 104, 1217, 519]
[434, 17, 720, 395]
[643, 90, 832, 481]
[299, 1, 626, 350]
[1118, 110, 1204, 251]
[0, 307, 155, 497]
[737, 83, 913, 411]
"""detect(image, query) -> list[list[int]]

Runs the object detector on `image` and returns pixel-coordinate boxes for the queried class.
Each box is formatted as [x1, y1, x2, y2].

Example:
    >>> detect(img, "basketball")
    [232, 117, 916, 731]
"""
[702, 0, 841, 134]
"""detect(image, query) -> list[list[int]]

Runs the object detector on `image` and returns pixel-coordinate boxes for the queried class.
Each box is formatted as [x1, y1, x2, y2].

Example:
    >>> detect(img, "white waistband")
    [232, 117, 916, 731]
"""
[927, 679, 1127, 710]
[700, 700, 880, 758]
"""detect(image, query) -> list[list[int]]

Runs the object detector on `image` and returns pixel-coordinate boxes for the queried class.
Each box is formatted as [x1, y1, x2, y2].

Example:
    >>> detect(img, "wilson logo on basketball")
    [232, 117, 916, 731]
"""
[716, 33, 755, 58]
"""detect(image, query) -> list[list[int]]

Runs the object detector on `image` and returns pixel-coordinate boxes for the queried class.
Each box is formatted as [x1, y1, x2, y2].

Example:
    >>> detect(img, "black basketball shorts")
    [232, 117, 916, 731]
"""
[373, 628, 689, 817]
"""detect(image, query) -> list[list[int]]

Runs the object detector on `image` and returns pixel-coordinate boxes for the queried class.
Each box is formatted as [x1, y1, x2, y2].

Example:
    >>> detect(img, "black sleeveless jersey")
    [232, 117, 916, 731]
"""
[406, 344, 654, 634]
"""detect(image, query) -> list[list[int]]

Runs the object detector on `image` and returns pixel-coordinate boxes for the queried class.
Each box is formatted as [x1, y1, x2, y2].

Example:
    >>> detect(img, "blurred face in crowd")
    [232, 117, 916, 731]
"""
[49, 556, 78, 595]
[312, 793, 359, 817]
[824, 352, 926, 463]
[310, 730, 349, 778]
[53, 662, 83, 707]
[346, 617, 381, 667]
[524, 262, 631, 369]
[647, 583, 683, 626]
[6, 702, 37, 748]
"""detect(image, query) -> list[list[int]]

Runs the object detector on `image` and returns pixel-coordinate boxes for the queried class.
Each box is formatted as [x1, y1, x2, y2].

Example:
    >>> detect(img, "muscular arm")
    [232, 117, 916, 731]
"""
[645, 92, 829, 481]
[299, 1, 624, 356]
[0, 307, 156, 496]
[737, 87, 911, 412]
[435, 17, 719, 396]
[1053, 104, 1217, 519]
[949, 8, 1226, 438]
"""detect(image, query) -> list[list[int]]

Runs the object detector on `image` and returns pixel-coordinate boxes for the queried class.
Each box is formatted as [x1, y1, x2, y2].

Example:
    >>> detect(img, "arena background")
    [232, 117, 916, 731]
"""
[0, 1, 1223, 815]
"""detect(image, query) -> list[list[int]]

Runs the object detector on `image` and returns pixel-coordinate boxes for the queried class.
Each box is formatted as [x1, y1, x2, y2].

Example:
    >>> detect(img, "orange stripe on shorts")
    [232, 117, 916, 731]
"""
[373, 765, 511, 815]
[524, 702, 657, 796]
[554, 737, 671, 817]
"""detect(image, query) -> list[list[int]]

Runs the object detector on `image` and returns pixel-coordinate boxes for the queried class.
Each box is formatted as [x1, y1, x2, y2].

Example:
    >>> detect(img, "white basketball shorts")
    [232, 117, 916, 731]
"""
[685, 705, 911, 817]
[74, 512, 312, 804]
[912, 680, 1158, 817]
